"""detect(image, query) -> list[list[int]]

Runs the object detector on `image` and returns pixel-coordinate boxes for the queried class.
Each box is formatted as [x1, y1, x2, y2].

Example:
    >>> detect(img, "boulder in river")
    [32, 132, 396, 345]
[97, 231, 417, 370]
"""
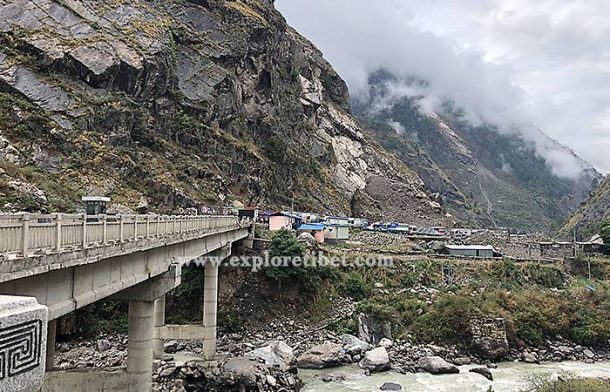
[341, 334, 373, 355]
[380, 382, 402, 390]
[417, 356, 459, 375]
[297, 343, 343, 369]
[522, 351, 539, 364]
[246, 341, 294, 370]
[469, 367, 493, 381]
[359, 347, 391, 373]
[470, 336, 509, 361]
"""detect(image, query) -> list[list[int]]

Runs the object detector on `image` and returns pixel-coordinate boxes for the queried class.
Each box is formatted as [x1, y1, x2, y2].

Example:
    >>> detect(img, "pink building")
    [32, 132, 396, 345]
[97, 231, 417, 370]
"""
[269, 212, 295, 231]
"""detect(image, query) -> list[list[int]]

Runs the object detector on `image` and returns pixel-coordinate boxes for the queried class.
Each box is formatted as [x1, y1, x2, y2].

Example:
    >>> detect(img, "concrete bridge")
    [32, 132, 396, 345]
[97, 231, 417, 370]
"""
[0, 213, 250, 391]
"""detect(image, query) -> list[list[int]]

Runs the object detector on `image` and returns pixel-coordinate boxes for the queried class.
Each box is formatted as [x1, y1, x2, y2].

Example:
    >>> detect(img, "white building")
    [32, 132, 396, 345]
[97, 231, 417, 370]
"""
[445, 245, 496, 258]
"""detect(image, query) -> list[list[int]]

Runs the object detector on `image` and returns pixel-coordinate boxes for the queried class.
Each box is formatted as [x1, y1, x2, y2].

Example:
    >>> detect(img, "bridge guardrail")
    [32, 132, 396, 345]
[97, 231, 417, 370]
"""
[0, 214, 240, 258]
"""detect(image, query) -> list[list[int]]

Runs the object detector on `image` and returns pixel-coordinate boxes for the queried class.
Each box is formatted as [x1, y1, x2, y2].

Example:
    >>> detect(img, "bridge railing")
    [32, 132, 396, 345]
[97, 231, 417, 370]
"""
[0, 214, 240, 258]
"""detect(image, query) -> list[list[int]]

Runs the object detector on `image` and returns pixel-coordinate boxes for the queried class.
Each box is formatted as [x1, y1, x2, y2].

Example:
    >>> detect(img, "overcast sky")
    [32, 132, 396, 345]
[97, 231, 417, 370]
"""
[276, 0, 609, 174]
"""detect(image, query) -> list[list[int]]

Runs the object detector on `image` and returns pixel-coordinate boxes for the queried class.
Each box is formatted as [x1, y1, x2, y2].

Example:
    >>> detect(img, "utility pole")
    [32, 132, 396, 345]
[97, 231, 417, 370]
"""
[573, 228, 577, 258]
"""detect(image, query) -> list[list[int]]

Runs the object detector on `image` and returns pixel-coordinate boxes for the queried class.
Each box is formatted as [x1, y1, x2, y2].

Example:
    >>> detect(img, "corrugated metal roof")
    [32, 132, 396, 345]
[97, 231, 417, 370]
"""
[298, 223, 325, 231]
[446, 245, 495, 250]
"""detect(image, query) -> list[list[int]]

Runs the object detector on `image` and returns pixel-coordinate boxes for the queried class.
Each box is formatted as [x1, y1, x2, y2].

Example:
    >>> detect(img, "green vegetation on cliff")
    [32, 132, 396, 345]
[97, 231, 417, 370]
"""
[309, 254, 610, 348]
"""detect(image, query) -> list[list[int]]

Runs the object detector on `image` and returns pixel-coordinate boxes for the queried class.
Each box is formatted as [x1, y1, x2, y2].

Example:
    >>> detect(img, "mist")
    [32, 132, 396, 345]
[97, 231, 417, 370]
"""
[276, 0, 609, 176]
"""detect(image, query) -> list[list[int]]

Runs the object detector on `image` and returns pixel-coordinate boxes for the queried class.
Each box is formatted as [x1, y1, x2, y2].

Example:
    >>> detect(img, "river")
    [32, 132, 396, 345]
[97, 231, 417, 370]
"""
[300, 361, 610, 391]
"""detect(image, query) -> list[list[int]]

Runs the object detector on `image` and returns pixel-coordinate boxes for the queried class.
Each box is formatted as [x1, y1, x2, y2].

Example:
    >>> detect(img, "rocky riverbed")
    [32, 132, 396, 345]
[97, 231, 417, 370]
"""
[53, 311, 610, 392]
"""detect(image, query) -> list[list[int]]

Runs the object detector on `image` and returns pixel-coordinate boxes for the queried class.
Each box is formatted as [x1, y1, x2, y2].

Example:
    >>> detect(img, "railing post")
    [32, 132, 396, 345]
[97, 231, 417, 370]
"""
[55, 213, 63, 252]
[21, 213, 30, 257]
[146, 215, 150, 238]
[134, 215, 138, 241]
[156, 215, 160, 237]
[119, 215, 124, 243]
[102, 215, 108, 244]
[81, 213, 88, 249]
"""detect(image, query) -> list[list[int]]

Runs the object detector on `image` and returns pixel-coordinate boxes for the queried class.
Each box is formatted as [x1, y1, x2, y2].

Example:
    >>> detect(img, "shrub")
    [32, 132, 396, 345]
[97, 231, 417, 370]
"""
[524, 371, 610, 392]
[411, 293, 477, 343]
[341, 272, 371, 301]
[523, 264, 566, 288]
[218, 311, 243, 333]
[511, 292, 571, 345]
[328, 318, 357, 335]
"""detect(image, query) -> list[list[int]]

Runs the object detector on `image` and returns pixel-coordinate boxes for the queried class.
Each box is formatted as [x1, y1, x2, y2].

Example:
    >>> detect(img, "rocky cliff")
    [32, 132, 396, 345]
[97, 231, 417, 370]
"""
[0, 0, 448, 224]
[558, 175, 610, 239]
[354, 71, 601, 232]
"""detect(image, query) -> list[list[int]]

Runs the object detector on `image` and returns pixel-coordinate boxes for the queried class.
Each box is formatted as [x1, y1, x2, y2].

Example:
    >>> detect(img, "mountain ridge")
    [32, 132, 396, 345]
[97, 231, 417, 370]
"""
[353, 70, 601, 232]
[0, 0, 451, 226]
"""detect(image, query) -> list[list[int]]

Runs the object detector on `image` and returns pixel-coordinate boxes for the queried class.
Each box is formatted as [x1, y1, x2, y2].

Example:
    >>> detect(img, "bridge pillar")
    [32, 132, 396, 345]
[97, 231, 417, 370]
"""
[115, 265, 181, 391]
[202, 262, 219, 360]
[153, 295, 165, 359]
[127, 300, 154, 392]
[46, 319, 57, 370]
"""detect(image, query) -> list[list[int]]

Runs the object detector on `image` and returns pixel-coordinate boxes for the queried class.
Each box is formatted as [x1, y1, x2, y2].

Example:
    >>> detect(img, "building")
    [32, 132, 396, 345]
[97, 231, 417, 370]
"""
[269, 212, 296, 231]
[298, 223, 326, 243]
[324, 224, 350, 243]
[238, 208, 259, 221]
[445, 245, 496, 258]
[325, 216, 350, 226]
[82, 196, 110, 215]
[82, 197, 110, 222]
[349, 217, 369, 228]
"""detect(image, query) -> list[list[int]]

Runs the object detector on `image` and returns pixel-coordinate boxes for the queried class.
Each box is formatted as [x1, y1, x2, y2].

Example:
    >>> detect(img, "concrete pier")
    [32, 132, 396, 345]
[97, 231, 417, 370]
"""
[127, 300, 154, 392]
[46, 319, 57, 371]
[153, 295, 166, 359]
[0, 295, 48, 392]
[202, 262, 219, 360]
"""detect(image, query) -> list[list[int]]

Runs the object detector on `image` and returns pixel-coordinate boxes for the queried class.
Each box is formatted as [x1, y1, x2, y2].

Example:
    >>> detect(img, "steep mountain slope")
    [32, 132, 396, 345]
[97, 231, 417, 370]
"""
[0, 0, 449, 225]
[354, 71, 601, 232]
[558, 176, 610, 239]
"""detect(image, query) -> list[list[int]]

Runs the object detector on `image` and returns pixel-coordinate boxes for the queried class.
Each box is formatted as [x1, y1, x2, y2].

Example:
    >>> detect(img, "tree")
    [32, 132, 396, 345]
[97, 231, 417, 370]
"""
[600, 220, 610, 251]
[265, 229, 305, 286]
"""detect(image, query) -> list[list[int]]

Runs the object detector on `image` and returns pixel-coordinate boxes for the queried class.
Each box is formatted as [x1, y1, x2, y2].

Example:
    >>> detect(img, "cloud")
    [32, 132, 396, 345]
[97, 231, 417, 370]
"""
[276, 0, 610, 174]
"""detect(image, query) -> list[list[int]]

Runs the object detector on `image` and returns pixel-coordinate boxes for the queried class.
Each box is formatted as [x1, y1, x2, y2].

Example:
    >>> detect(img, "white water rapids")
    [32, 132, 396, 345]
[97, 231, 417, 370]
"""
[300, 361, 610, 391]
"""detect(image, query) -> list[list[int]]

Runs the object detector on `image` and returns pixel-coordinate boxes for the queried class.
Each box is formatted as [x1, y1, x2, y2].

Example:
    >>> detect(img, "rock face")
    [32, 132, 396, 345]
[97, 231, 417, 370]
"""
[359, 347, 391, 373]
[358, 313, 392, 345]
[296, 343, 343, 369]
[417, 356, 459, 375]
[246, 341, 294, 370]
[558, 175, 610, 239]
[0, 0, 449, 223]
